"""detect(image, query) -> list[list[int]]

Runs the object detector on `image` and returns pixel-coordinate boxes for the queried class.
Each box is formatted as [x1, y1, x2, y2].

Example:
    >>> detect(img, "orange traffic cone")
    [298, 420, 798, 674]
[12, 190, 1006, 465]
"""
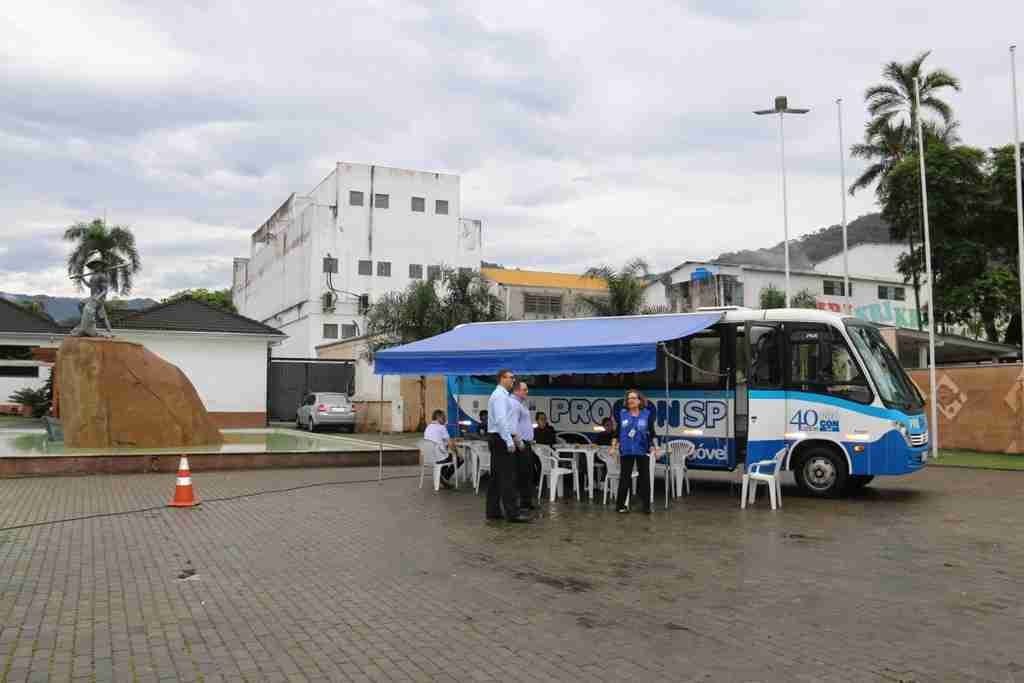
[168, 456, 200, 507]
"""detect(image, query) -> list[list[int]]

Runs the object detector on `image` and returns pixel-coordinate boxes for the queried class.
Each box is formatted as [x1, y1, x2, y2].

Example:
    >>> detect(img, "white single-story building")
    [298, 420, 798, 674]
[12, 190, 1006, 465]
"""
[0, 297, 285, 427]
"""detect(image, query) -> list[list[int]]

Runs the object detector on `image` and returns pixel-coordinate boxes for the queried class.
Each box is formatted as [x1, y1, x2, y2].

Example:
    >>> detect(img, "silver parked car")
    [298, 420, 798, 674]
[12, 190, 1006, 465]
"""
[296, 392, 356, 433]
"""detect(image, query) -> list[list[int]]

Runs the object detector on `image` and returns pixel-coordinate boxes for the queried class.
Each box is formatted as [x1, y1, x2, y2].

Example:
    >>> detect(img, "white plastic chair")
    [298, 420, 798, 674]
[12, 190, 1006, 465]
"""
[596, 449, 638, 505]
[741, 447, 787, 510]
[666, 440, 695, 502]
[534, 444, 579, 502]
[470, 441, 492, 494]
[418, 439, 457, 492]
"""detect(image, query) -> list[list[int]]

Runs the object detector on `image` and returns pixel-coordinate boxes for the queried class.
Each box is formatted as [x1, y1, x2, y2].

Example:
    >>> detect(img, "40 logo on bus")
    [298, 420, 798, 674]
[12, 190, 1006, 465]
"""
[549, 398, 729, 429]
[789, 409, 840, 433]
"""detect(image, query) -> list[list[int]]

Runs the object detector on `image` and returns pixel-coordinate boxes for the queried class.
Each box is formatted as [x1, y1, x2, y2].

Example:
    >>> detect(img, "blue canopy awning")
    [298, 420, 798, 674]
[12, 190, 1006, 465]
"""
[373, 312, 723, 376]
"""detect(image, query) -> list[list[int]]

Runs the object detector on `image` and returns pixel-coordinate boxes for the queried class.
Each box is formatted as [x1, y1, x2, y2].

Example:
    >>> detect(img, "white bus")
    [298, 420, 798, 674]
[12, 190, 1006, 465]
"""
[446, 308, 928, 498]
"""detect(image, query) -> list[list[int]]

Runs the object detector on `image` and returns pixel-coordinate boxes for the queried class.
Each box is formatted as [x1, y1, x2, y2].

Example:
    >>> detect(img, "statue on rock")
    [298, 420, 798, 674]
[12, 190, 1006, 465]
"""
[69, 256, 126, 337]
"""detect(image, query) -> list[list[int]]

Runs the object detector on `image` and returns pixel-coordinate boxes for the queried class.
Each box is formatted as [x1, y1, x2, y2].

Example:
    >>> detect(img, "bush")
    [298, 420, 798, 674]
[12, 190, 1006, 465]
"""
[9, 386, 50, 418]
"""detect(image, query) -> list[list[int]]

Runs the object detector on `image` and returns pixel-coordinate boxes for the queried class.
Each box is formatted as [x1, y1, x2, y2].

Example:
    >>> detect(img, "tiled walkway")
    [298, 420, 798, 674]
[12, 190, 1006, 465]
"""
[2, 465, 1023, 682]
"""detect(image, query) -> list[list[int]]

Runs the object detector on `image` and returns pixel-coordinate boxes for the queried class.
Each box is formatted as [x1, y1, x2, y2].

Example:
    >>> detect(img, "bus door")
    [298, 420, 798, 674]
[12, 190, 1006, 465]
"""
[744, 321, 786, 466]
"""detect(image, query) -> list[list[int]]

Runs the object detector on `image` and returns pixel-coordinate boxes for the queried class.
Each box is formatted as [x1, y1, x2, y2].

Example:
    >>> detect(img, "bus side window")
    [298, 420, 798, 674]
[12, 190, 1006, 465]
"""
[785, 325, 873, 404]
[749, 326, 781, 387]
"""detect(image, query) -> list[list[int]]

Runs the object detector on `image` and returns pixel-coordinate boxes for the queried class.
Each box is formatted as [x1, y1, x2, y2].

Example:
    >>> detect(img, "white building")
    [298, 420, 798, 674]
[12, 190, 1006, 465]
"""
[644, 252, 925, 330]
[232, 163, 484, 359]
[811, 242, 907, 282]
[0, 297, 284, 427]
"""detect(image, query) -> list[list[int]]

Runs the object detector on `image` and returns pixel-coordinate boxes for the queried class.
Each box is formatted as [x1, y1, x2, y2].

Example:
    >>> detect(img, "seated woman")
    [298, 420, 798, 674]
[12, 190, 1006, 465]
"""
[533, 412, 557, 446]
[423, 410, 462, 488]
[594, 417, 615, 446]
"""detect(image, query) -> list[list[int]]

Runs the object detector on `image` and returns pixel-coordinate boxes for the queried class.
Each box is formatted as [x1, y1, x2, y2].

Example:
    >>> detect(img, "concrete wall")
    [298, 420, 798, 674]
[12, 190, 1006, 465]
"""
[489, 283, 598, 320]
[812, 243, 907, 281]
[116, 332, 269, 424]
[910, 364, 1024, 454]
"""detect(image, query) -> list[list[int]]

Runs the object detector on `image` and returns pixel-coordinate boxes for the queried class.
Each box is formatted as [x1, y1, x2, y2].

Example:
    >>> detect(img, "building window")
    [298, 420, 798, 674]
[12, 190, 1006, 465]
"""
[427, 265, 442, 280]
[323, 324, 339, 339]
[409, 264, 423, 279]
[721, 275, 744, 306]
[349, 190, 364, 206]
[341, 324, 358, 339]
[435, 199, 449, 215]
[878, 285, 906, 301]
[358, 260, 372, 276]
[0, 365, 40, 378]
[374, 193, 389, 209]
[823, 280, 850, 296]
[523, 293, 563, 316]
[411, 196, 425, 212]
[377, 261, 391, 277]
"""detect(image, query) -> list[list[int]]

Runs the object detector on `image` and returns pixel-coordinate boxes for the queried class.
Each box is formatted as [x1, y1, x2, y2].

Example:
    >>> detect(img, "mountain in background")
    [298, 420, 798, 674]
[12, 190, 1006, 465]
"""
[0, 292, 158, 325]
[712, 212, 894, 270]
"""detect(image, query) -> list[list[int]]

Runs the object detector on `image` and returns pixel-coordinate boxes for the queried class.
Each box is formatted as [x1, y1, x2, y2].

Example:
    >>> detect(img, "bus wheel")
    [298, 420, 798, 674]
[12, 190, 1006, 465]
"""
[846, 475, 874, 493]
[793, 447, 848, 498]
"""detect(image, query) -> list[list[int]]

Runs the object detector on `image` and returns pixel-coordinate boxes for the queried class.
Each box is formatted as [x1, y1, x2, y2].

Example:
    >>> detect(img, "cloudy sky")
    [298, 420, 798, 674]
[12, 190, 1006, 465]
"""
[2, 0, 1023, 298]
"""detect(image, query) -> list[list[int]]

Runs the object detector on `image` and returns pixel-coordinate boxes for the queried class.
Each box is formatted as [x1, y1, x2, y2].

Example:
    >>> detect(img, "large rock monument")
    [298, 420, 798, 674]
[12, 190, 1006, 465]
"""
[57, 337, 223, 449]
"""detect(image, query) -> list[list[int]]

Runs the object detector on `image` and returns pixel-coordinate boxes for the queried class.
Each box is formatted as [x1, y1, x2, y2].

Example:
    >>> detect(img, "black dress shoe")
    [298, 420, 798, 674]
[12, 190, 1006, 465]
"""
[506, 514, 531, 523]
[486, 514, 503, 520]
[520, 502, 537, 511]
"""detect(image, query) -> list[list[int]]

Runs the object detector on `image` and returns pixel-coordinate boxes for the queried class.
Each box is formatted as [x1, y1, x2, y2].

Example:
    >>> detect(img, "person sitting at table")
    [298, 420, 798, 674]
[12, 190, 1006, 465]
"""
[595, 417, 615, 446]
[533, 412, 557, 446]
[613, 388, 657, 514]
[424, 409, 461, 488]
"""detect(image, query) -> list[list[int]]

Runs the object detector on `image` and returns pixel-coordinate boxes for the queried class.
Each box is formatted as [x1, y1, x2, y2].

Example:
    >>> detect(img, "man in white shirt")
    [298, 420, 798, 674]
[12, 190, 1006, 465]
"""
[423, 409, 458, 488]
[486, 369, 530, 523]
[511, 381, 538, 510]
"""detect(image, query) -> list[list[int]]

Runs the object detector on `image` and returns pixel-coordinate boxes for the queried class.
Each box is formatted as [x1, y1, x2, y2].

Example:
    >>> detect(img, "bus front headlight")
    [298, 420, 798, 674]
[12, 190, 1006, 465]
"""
[894, 420, 911, 446]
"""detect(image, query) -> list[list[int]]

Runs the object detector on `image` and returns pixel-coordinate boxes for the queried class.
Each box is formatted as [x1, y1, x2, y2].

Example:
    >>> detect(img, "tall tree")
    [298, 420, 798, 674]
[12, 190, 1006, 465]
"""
[63, 219, 142, 295]
[864, 51, 960, 140]
[163, 288, 237, 314]
[578, 258, 651, 316]
[853, 52, 961, 330]
[882, 140, 991, 334]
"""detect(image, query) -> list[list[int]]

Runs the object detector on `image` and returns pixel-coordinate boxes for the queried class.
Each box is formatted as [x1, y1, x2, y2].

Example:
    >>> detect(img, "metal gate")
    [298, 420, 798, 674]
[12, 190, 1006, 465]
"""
[268, 358, 355, 421]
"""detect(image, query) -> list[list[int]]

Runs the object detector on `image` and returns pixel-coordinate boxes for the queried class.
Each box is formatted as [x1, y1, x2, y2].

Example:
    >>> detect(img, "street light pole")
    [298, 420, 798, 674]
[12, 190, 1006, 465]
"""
[755, 96, 810, 308]
[1010, 45, 1024, 360]
[914, 78, 940, 461]
[837, 98, 850, 310]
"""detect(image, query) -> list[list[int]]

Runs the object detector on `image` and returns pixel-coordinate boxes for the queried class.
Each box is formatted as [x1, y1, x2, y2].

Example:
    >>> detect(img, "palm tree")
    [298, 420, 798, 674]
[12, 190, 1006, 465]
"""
[63, 219, 142, 295]
[852, 52, 960, 331]
[578, 258, 652, 316]
[863, 51, 960, 141]
[365, 270, 501, 430]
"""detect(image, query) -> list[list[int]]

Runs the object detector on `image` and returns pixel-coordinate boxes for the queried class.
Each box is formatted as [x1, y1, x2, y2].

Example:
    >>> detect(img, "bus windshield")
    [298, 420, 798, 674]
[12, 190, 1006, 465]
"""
[845, 322, 924, 412]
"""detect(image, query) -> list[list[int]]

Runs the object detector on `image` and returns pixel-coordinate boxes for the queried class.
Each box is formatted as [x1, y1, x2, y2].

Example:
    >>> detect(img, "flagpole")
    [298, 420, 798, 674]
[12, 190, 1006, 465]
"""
[1010, 45, 1024, 361]
[837, 98, 850, 310]
[914, 78, 940, 461]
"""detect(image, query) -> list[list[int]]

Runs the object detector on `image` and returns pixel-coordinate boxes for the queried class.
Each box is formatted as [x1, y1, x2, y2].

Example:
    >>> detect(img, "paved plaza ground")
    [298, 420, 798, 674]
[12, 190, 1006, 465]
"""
[2, 463, 1023, 682]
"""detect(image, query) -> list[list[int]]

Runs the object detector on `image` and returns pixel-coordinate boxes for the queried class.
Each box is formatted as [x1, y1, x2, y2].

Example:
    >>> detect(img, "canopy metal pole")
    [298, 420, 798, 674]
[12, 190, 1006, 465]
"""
[914, 78, 940, 461]
[663, 344, 670, 509]
[378, 375, 384, 481]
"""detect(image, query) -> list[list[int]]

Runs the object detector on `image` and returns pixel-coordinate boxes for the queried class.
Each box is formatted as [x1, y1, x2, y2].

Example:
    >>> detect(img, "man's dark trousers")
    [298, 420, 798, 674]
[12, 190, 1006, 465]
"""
[516, 441, 536, 506]
[486, 434, 521, 519]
